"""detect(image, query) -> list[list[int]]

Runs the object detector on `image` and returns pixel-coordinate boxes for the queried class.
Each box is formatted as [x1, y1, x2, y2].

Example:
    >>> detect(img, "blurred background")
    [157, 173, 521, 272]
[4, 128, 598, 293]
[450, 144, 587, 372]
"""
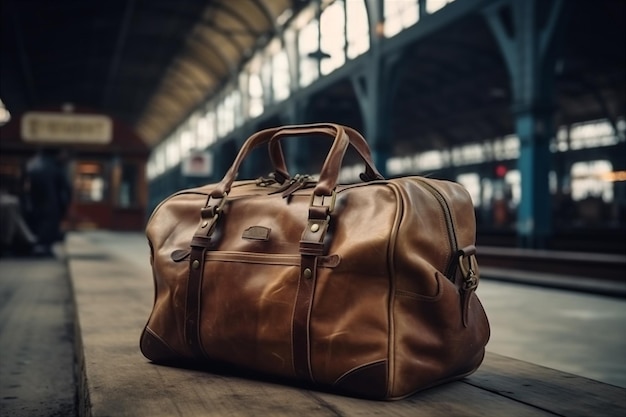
[1, 3, 625, 414]
[0, 0, 624, 253]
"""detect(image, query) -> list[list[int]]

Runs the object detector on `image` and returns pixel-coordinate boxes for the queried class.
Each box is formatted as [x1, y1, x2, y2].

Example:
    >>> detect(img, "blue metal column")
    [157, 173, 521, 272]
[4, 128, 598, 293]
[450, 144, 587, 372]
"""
[484, 0, 566, 248]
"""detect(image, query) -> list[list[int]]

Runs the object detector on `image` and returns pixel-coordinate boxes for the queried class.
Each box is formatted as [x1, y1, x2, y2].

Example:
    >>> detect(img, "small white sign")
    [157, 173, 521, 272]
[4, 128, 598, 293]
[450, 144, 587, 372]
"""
[21, 111, 113, 144]
[182, 151, 212, 177]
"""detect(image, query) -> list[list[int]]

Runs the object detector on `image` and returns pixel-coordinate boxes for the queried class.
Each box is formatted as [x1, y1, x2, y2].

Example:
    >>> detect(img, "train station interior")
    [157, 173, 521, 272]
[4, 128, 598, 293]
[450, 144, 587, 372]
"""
[0, 0, 625, 416]
[1, 0, 624, 251]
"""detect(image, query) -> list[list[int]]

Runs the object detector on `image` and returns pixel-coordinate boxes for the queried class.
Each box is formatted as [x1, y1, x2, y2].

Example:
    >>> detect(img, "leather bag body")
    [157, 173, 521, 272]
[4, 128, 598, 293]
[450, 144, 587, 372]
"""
[140, 124, 490, 400]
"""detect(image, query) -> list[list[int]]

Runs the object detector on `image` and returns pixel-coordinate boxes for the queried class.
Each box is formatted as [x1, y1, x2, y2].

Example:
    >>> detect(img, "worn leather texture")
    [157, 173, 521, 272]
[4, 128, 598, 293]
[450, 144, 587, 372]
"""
[140, 123, 490, 400]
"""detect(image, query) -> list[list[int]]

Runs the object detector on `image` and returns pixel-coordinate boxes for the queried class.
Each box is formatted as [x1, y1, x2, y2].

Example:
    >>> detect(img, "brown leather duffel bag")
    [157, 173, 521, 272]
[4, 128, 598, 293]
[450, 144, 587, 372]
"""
[140, 123, 490, 400]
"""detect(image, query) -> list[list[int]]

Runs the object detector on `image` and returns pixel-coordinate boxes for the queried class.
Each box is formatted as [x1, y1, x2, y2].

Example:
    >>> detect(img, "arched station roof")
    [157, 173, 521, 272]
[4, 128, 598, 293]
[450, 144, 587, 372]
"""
[1, 0, 624, 153]
[0, 0, 297, 145]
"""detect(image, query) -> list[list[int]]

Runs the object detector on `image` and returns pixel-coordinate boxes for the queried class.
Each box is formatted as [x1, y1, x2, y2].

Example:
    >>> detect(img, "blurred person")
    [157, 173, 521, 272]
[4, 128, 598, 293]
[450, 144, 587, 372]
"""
[0, 175, 38, 257]
[23, 148, 72, 256]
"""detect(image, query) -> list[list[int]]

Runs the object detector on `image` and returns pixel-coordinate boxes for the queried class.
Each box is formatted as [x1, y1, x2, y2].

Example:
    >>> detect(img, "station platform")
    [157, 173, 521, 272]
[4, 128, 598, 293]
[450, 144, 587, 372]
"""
[2, 230, 625, 416]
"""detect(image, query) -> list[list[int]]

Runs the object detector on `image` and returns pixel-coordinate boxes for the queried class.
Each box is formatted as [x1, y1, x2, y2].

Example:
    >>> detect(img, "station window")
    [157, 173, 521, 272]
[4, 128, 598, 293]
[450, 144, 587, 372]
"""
[426, 0, 456, 14]
[230, 90, 242, 127]
[74, 162, 106, 203]
[166, 137, 181, 169]
[504, 169, 521, 206]
[320, 1, 346, 75]
[155, 149, 166, 176]
[414, 150, 446, 171]
[219, 96, 233, 134]
[248, 73, 264, 118]
[456, 173, 481, 207]
[569, 120, 618, 150]
[451, 143, 485, 166]
[492, 134, 520, 161]
[261, 58, 273, 104]
[180, 130, 195, 157]
[552, 126, 569, 153]
[346, 0, 369, 59]
[197, 113, 213, 149]
[570, 160, 613, 202]
[216, 99, 230, 137]
[272, 50, 291, 101]
[384, 0, 419, 38]
[298, 19, 320, 87]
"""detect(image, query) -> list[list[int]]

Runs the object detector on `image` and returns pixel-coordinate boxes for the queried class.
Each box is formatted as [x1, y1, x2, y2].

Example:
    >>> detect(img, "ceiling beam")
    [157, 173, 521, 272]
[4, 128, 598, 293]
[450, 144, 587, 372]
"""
[102, 0, 136, 109]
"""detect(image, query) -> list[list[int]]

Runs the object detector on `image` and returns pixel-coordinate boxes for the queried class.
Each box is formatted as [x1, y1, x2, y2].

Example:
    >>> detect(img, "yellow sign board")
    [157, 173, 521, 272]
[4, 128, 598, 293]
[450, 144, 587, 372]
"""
[21, 112, 113, 144]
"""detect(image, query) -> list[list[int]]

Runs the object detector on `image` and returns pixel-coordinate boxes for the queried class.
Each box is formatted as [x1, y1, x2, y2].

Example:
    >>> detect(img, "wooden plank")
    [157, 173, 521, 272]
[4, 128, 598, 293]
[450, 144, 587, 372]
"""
[314, 379, 554, 417]
[0, 258, 76, 417]
[466, 352, 626, 417]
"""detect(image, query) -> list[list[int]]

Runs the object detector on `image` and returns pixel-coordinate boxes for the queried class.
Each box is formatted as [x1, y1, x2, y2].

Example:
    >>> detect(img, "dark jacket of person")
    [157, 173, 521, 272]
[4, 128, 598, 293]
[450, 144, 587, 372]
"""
[24, 150, 72, 246]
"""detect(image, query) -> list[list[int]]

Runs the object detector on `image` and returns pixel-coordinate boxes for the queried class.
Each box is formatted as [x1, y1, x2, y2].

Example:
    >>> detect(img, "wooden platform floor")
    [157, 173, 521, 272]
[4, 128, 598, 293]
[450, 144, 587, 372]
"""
[66, 232, 626, 417]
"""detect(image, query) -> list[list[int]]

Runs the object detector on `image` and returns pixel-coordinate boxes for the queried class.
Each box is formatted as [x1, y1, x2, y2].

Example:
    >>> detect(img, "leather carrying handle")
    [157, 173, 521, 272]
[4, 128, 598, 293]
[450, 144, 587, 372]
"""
[211, 123, 382, 197]
[268, 125, 383, 183]
[211, 123, 350, 198]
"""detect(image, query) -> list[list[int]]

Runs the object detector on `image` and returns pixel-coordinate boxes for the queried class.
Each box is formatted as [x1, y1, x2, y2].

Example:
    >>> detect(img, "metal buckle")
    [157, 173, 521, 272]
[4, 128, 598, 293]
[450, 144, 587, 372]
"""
[213, 192, 228, 215]
[309, 190, 336, 214]
[458, 253, 478, 290]
[200, 192, 228, 221]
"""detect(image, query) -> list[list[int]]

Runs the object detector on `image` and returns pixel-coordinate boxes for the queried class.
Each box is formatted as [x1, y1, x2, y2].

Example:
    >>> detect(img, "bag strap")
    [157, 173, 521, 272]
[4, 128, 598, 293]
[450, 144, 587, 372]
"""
[268, 125, 384, 184]
[210, 123, 383, 198]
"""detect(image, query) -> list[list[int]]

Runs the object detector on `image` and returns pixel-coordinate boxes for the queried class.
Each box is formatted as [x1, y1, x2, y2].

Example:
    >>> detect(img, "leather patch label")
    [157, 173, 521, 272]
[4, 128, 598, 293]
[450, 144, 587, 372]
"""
[242, 226, 271, 241]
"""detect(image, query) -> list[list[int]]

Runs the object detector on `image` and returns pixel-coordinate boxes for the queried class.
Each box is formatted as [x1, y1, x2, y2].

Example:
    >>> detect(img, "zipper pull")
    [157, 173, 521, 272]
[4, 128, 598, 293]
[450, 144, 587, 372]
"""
[268, 174, 313, 198]
[268, 174, 300, 195]
[256, 174, 278, 187]
[458, 246, 479, 328]
[281, 174, 312, 199]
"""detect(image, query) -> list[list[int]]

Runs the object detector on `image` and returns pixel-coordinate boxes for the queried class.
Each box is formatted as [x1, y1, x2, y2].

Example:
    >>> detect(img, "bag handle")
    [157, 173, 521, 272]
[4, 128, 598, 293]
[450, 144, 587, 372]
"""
[210, 123, 382, 197]
[268, 125, 384, 184]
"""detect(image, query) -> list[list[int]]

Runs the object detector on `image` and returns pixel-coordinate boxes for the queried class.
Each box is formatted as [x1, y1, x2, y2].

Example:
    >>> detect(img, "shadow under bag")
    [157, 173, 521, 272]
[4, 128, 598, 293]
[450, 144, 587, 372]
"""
[140, 123, 490, 400]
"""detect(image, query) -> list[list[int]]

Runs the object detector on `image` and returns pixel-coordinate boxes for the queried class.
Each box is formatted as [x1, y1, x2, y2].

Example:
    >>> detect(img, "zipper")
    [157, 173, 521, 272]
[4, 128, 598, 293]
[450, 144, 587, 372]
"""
[255, 175, 278, 187]
[171, 249, 340, 268]
[414, 179, 458, 281]
[267, 174, 314, 200]
[206, 251, 301, 265]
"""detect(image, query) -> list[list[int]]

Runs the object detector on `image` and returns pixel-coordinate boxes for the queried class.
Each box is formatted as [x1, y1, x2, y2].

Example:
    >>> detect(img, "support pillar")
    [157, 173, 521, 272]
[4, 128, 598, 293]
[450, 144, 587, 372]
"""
[514, 107, 553, 247]
[484, 0, 566, 248]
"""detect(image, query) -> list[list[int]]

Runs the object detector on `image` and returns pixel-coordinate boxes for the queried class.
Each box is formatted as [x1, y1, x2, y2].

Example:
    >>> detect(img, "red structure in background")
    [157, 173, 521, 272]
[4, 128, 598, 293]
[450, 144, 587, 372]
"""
[0, 105, 149, 231]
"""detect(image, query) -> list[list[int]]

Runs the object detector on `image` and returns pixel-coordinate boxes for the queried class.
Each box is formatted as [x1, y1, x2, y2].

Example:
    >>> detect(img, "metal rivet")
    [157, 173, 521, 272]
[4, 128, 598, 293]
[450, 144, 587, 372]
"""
[310, 223, 320, 232]
[303, 268, 312, 279]
[201, 221, 208, 228]
[192, 260, 200, 270]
